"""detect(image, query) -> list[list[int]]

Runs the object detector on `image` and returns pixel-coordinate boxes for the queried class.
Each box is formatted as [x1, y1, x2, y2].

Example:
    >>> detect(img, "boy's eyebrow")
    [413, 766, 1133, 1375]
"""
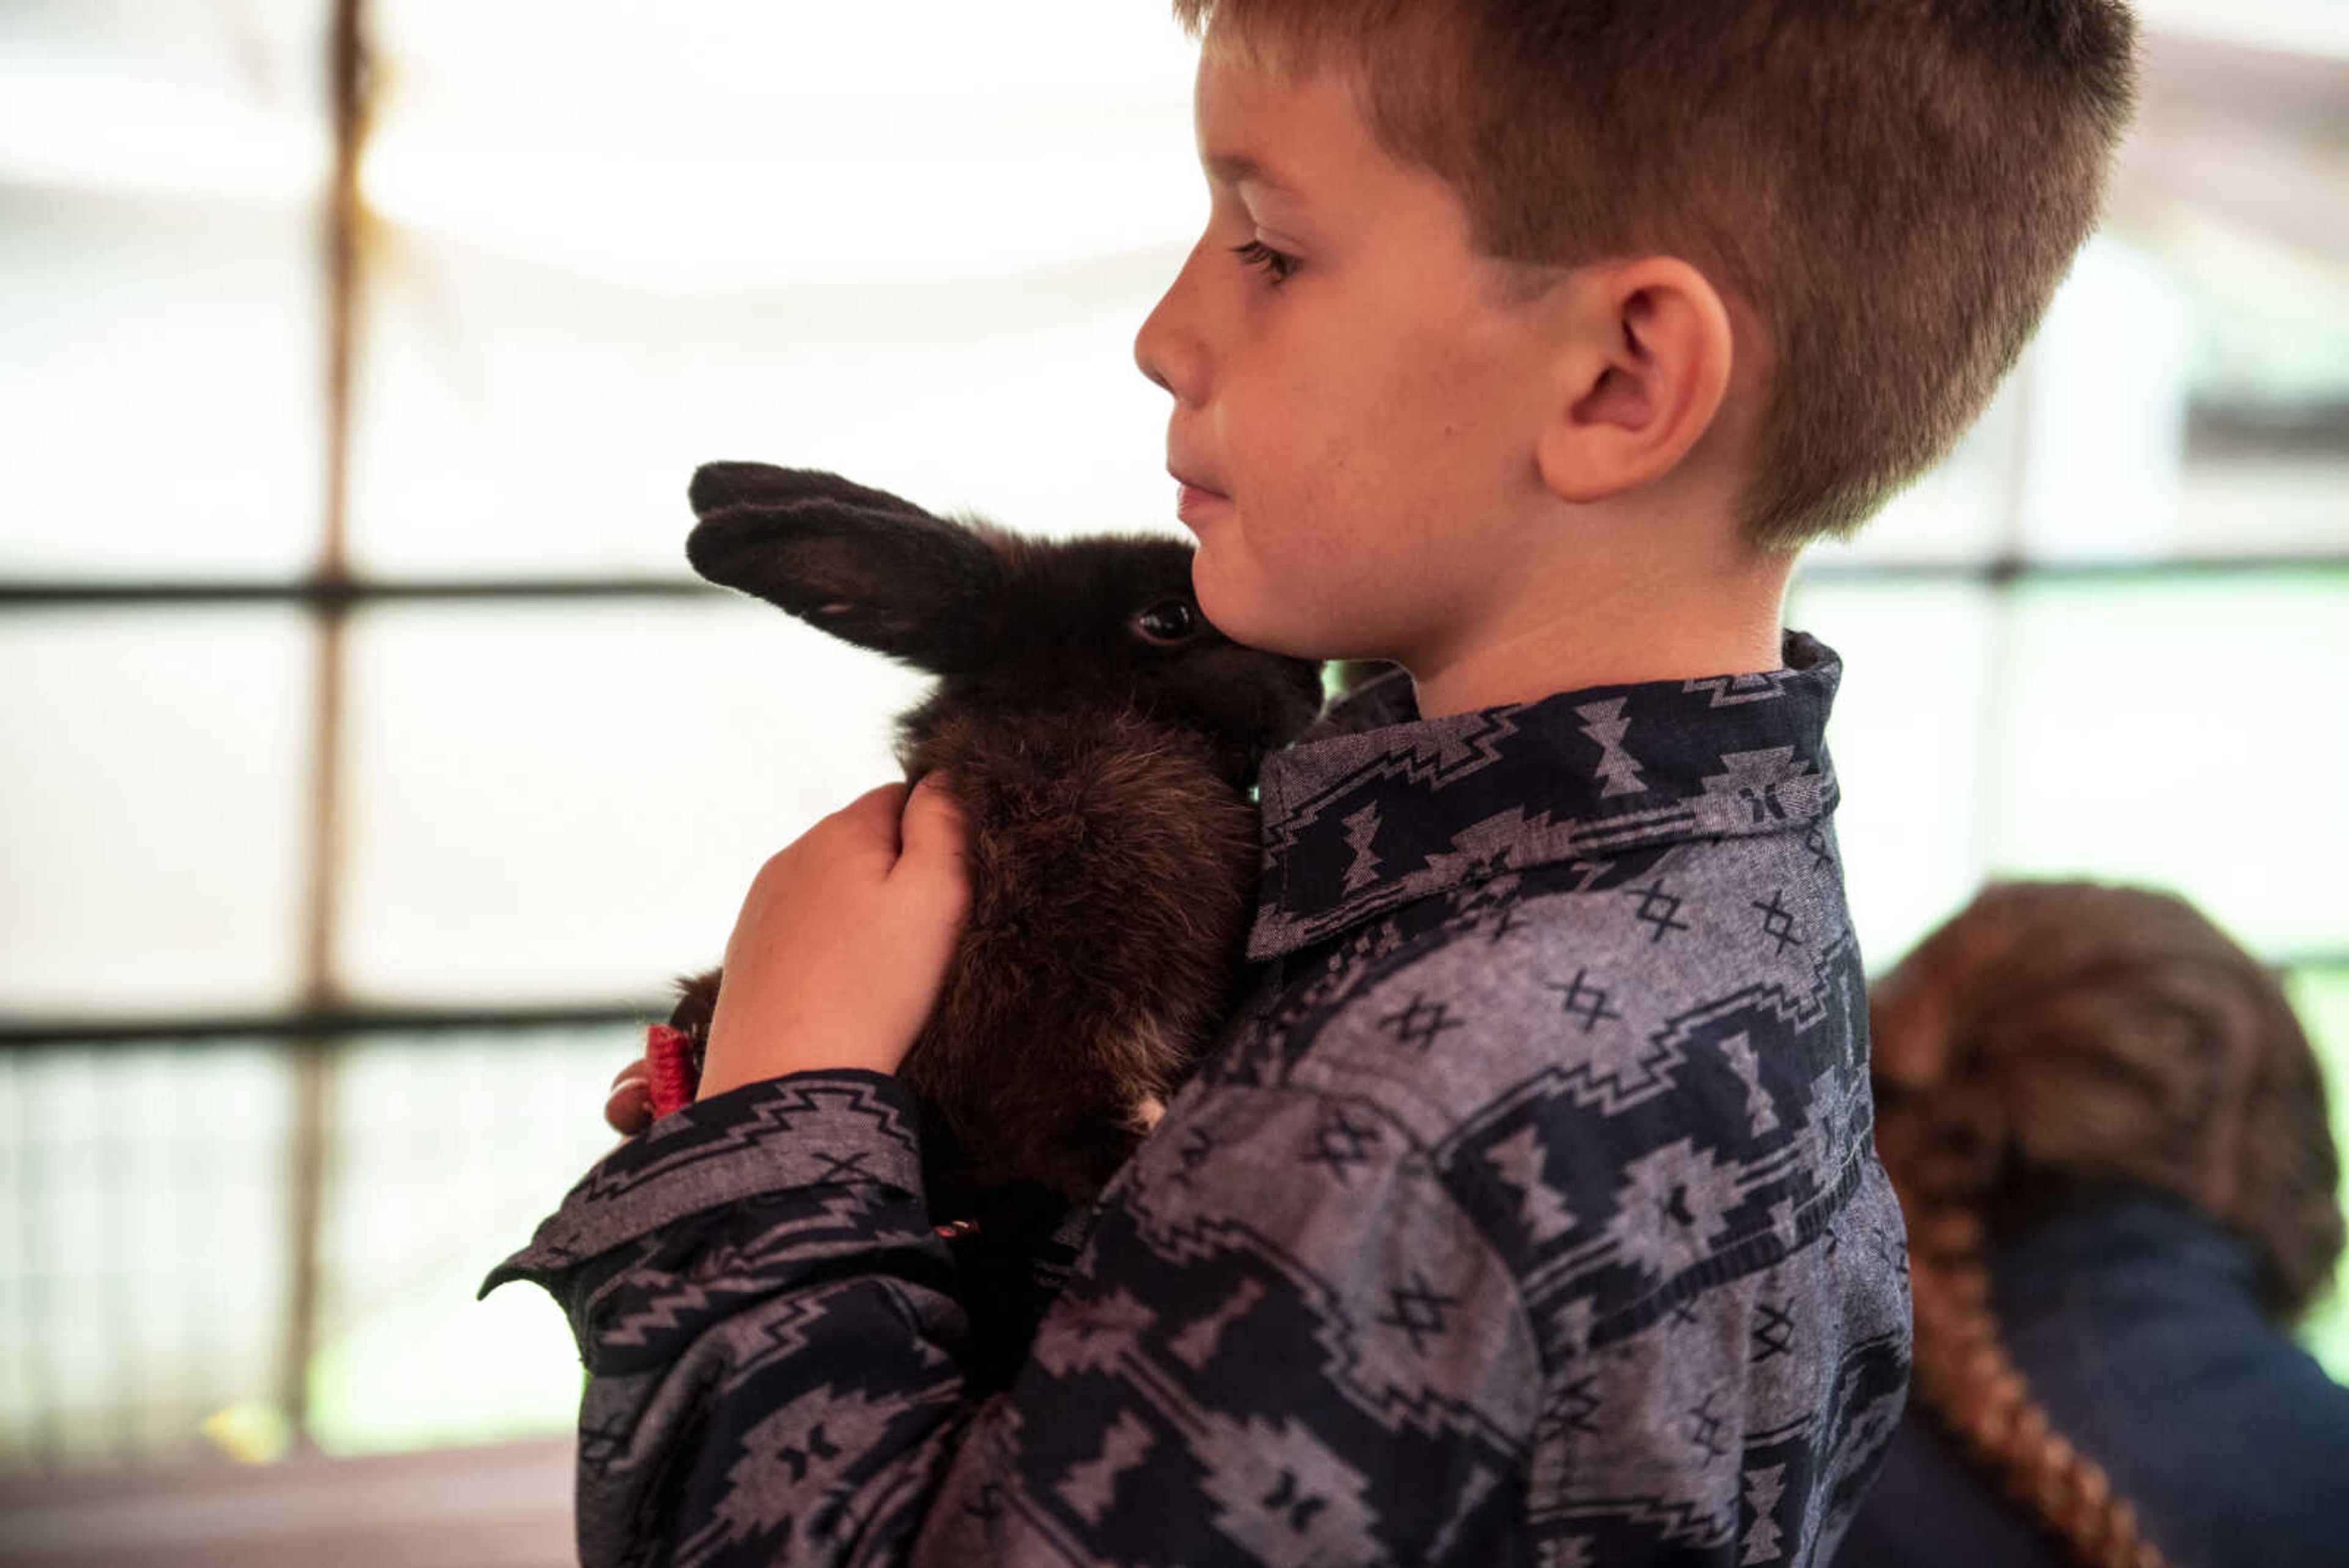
[1204, 152, 1304, 201]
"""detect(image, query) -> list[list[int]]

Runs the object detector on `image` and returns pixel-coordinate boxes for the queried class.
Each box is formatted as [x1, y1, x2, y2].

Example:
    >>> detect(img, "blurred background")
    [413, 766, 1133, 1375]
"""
[0, 1, 2341, 1562]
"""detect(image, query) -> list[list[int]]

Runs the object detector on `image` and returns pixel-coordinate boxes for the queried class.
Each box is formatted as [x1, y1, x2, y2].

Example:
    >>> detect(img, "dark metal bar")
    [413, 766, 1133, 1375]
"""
[1796, 554, 2349, 586]
[0, 1003, 663, 1049]
[280, 1035, 330, 1454]
[8, 1057, 62, 1465]
[0, 556, 2343, 609]
[278, 0, 372, 1457]
[0, 578, 717, 608]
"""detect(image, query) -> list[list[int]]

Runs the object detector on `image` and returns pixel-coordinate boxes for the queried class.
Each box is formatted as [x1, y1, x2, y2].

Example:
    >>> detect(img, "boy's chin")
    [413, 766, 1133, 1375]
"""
[1190, 544, 1378, 662]
[1193, 576, 1319, 660]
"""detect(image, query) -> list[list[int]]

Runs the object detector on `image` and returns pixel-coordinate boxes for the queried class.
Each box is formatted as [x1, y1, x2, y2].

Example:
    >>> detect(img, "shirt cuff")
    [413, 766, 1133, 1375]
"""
[479, 1069, 925, 1295]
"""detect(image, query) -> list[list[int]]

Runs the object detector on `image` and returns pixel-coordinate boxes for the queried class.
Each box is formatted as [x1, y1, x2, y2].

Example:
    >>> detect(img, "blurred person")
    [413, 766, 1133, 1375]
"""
[1839, 880, 2348, 1568]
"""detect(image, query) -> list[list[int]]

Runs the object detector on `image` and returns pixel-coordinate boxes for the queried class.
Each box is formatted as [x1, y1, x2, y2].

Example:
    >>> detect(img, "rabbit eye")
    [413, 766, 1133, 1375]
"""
[1132, 598, 1201, 645]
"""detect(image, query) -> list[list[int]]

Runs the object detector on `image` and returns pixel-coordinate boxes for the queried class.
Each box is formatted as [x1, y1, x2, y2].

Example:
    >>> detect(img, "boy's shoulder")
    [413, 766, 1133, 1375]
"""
[1110, 748, 1906, 1550]
[1231, 631, 1860, 1136]
[1238, 822, 1874, 1225]
[1247, 634, 1846, 964]
[1041, 639, 1906, 1559]
[1197, 629, 1881, 1309]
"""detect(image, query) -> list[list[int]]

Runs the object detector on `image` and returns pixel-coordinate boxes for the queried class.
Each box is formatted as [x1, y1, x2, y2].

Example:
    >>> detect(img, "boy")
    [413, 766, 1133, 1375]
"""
[488, 1, 2139, 1562]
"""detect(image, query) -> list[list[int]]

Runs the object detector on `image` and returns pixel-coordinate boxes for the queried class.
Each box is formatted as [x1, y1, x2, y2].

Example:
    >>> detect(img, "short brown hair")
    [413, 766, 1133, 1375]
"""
[1170, 0, 2140, 551]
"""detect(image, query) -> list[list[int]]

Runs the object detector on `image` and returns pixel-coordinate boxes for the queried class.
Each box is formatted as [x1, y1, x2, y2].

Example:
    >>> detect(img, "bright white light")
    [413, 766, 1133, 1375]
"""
[0, 53, 325, 202]
[357, 3, 1206, 291]
[2131, 0, 2349, 59]
[358, 105, 1200, 293]
[2018, 237, 2194, 559]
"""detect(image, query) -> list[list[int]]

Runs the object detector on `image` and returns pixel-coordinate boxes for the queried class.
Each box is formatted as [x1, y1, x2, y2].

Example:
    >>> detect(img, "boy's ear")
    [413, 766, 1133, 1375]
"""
[1534, 257, 1737, 508]
[685, 463, 1002, 674]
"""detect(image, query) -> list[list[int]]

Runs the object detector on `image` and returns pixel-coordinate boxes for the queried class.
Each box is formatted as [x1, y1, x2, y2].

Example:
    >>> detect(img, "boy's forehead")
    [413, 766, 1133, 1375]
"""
[1191, 50, 1372, 202]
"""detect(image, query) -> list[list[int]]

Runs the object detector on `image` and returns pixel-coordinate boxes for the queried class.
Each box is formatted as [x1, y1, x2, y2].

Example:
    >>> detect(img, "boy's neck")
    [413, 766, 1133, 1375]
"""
[1405, 544, 1795, 719]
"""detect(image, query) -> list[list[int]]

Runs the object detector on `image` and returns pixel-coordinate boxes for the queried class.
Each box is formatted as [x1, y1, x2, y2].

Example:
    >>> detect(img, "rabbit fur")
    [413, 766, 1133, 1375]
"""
[666, 462, 1327, 1222]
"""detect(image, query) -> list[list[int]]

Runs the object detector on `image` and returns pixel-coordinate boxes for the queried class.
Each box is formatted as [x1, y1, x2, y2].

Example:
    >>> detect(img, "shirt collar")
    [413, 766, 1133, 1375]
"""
[1246, 632, 1844, 959]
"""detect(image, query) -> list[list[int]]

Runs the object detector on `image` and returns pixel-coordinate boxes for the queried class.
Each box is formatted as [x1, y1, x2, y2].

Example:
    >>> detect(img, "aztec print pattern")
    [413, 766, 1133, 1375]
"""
[486, 631, 1912, 1566]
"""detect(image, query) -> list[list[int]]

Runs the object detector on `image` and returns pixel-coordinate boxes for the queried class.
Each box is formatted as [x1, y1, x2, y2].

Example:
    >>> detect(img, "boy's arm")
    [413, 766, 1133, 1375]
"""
[485, 776, 1538, 1562]
[483, 1069, 971, 1564]
[484, 1058, 1542, 1566]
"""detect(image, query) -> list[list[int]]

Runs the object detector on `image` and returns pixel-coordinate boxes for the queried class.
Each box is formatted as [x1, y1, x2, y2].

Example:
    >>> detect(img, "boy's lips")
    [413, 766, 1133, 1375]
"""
[1176, 484, 1228, 526]
[1170, 467, 1230, 526]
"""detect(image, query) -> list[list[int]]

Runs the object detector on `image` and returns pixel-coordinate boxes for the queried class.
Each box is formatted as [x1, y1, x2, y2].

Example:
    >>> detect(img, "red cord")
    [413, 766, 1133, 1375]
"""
[645, 1024, 698, 1118]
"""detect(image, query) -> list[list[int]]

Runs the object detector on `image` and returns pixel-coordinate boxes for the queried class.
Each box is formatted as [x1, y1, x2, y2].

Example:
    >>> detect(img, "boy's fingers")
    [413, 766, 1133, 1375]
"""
[604, 1078, 653, 1135]
[610, 1058, 648, 1090]
[829, 782, 912, 854]
[896, 773, 967, 879]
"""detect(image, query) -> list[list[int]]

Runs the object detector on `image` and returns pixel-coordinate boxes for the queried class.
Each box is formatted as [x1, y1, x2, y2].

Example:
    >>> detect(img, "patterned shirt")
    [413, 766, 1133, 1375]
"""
[486, 630, 1912, 1567]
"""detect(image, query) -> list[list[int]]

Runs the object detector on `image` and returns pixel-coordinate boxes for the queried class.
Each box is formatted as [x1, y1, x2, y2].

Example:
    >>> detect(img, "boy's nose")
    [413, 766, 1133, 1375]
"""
[1133, 255, 1207, 405]
[1133, 330, 1174, 396]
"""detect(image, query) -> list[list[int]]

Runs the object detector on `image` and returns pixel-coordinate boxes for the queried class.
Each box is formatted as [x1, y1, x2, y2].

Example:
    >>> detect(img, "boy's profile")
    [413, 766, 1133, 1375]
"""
[490, 1, 2139, 1562]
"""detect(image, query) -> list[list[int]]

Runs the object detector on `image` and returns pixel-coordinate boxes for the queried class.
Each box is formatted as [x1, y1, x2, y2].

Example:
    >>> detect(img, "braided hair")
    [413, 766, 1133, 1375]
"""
[1870, 880, 2343, 1568]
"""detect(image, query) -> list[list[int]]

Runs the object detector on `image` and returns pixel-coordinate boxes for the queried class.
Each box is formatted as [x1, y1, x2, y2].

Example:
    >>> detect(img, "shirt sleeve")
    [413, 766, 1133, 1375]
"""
[483, 1064, 1545, 1567]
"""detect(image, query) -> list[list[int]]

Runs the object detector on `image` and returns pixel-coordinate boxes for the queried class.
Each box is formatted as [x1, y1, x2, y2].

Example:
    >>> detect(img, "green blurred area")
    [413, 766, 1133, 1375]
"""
[1791, 569, 2349, 970]
[0, 1029, 629, 1466]
[1797, 568, 2349, 1383]
[302, 1031, 629, 1456]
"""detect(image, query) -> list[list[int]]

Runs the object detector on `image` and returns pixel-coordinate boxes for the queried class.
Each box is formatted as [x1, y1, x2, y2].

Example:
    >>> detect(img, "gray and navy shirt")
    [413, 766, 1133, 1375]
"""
[486, 630, 1912, 1567]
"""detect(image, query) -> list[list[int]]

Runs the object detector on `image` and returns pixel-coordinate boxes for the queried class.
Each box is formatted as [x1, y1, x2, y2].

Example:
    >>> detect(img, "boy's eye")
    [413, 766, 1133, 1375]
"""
[1230, 239, 1299, 286]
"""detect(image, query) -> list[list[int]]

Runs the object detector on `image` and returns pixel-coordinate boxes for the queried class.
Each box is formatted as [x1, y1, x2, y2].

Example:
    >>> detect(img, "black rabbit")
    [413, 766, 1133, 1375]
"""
[663, 463, 1327, 1232]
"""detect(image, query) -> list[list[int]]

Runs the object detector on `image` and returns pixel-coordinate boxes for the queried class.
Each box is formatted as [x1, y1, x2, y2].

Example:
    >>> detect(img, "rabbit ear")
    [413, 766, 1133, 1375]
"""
[685, 465, 1000, 674]
[688, 461, 935, 521]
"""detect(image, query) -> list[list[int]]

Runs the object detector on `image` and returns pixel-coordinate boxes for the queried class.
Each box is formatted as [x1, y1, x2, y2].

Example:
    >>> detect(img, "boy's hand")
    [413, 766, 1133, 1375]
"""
[605, 1055, 654, 1135]
[694, 776, 970, 1100]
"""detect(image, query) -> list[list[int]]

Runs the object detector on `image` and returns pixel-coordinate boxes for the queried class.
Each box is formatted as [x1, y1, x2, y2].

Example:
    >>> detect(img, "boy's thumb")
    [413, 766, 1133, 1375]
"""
[897, 773, 968, 881]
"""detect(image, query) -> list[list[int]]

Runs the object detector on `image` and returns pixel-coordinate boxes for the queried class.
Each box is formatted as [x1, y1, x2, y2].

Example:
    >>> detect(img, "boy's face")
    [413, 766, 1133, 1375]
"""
[1135, 42, 1572, 671]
